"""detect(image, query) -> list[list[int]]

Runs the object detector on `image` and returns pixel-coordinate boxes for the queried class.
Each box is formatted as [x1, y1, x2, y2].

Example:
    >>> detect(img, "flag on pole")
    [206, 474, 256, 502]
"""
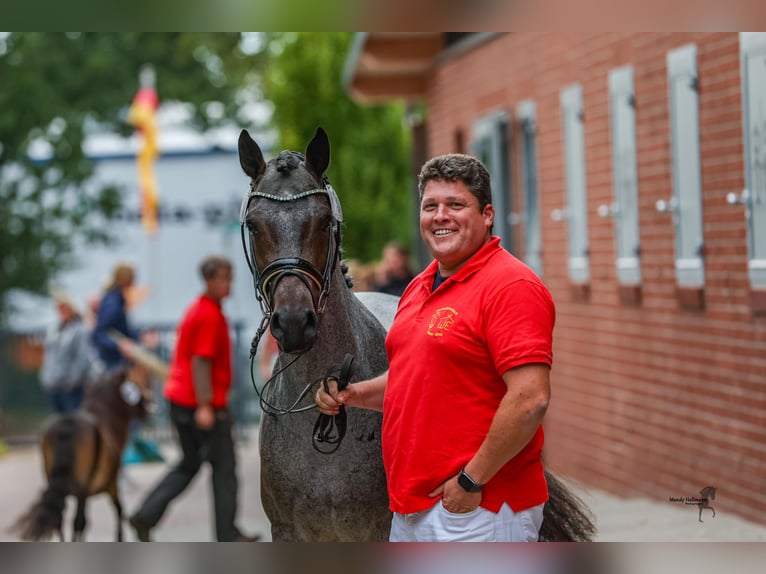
[127, 65, 159, 236]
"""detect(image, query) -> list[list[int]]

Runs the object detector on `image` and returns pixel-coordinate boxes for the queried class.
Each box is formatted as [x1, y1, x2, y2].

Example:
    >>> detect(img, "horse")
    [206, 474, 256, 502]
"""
[11, 365, 151, 541]
[695, 486, 716, 523]
[238, 127, 595, 541]
[239, 127, 394, 541]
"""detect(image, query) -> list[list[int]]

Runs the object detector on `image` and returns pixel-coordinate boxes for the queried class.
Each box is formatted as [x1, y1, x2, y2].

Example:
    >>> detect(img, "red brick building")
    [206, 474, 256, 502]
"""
[346, 32, 766, 525]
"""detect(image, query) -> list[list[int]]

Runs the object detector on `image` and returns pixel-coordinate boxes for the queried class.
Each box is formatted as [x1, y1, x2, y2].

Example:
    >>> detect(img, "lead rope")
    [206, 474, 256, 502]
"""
[312, 354, 355, 454]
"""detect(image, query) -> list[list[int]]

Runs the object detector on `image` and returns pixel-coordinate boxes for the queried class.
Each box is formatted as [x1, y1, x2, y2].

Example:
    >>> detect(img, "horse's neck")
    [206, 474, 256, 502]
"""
[84, 397, 132, 445]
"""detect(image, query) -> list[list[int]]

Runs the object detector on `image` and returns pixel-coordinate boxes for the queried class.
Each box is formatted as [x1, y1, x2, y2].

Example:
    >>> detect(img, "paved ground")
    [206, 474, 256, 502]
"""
[2, 425, 765, 542]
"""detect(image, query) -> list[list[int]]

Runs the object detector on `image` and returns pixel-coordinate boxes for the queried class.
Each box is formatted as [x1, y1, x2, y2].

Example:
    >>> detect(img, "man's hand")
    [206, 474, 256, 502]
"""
[315, 377, 347, 416]
[428, 474, 482, 514]
[315, 370, 389, 414]
[195, 404, 215, 430]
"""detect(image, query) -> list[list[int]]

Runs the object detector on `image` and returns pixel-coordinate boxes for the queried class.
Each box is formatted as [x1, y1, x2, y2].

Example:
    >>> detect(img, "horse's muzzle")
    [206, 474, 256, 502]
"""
[270, 306, 318, 353]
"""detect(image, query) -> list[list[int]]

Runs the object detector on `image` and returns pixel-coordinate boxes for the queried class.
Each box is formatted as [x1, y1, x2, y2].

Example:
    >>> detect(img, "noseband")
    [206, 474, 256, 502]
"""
[239, 182, 341, 358]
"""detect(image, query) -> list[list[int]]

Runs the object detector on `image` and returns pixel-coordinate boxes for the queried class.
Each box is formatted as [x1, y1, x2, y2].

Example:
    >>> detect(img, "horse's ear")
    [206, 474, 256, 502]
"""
[238, 129, 266, 180]
[304, 127, 330, 182]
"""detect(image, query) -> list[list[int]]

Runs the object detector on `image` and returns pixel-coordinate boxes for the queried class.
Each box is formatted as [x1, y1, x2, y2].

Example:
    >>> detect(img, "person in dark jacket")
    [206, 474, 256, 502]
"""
[92, 262, 162, 464]
[91, 263, 139, 371]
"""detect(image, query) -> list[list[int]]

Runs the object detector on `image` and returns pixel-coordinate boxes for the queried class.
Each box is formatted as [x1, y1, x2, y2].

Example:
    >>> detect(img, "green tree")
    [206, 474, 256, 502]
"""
[0, 32, 262, 325]
[263, 32, 413, 265]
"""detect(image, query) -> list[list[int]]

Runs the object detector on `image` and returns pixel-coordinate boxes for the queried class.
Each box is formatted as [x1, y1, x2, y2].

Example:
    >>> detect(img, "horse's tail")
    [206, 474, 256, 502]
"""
[11, 417, 79, 541]
[538, 470, 597, 542]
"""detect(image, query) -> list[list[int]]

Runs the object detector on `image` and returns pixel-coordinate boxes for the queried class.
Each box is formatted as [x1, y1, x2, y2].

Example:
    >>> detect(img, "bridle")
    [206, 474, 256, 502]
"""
[239, 170, 343, 421]
[239, 180, 342, 359]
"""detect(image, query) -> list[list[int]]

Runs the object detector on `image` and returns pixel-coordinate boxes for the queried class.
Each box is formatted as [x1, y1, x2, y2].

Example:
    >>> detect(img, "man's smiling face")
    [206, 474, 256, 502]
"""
[419, 179, 494, 277]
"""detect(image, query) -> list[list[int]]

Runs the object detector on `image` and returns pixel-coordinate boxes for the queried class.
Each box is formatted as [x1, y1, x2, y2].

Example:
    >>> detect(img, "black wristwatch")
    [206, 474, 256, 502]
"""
[457, 467, 484, 493]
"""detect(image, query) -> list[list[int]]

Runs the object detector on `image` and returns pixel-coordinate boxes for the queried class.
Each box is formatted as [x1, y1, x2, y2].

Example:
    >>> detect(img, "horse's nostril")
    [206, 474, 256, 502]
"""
[304, 310, 318, 339]
[270, 314, 284, 340]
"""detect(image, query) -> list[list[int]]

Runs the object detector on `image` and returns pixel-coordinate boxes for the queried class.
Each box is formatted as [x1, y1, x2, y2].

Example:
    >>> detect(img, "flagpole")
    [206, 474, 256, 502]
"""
[125, 65, 164, 464]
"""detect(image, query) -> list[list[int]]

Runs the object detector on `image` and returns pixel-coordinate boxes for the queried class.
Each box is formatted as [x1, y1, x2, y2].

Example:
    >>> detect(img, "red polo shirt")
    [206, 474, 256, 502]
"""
[164, 294, 232, 409]
[382, 237, 555, 514]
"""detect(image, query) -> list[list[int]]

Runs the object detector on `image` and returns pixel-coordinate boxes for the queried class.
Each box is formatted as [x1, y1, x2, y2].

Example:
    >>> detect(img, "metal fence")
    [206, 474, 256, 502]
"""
[0, 322, 261, 444]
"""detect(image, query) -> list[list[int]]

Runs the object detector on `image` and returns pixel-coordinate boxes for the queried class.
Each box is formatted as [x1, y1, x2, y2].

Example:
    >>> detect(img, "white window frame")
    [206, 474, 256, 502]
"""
[667, 44, 705, 288]
[472, 111, 513, 251]
[517, 100, 542, 277]
[560, 84, 590, 284]
[740, 32, 766, 289]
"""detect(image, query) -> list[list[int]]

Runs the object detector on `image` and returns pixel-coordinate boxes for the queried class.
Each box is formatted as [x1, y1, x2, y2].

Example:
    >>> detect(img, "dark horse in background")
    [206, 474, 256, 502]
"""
[238, 127, 595, 541]
[12, 366, 150, 541]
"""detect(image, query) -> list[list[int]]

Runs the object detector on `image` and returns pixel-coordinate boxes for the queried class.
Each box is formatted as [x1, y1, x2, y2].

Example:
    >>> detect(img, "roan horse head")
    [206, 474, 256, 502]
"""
[238, 127, 342, 354]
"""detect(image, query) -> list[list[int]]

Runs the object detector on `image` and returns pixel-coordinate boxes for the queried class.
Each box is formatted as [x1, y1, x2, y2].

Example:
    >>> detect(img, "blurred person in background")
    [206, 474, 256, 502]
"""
[91, 262, 163, 464]
[345, 258, 377, 292]
[39, 292, 94, 414]
[129, 256, 259, 542]
[91, 263, 140, 371]
[373, 241, 415, 297]
[258, 330, 280, 383]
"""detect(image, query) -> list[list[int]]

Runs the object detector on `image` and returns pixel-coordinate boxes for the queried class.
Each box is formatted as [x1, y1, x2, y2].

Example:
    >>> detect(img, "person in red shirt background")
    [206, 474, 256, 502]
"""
[129, 255, 259, 542]
[316, 153, 554, 542]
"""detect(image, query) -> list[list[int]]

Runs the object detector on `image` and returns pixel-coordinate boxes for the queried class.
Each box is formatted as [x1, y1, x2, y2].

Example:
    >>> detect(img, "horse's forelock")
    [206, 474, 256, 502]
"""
[274, 151, 302, 174]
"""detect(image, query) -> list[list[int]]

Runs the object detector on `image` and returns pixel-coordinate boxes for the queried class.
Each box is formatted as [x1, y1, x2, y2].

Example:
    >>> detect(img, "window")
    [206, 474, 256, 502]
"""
[472, 111, 513, 251]
[560, 84, 590, 284]
[666, 44, 705, 288]
[517, 101, 542, 276]
[740, 33, 766, 290]
[607, 66, 642, 286]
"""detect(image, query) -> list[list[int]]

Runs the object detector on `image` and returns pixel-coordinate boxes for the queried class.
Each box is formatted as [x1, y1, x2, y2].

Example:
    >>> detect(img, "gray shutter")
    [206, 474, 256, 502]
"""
[609, 66, 642, 285]
[741, 33, 766, 288]
[668, 44, 705, 287]
[518, 100, 542, 276]
[472, 111, 513, 251]
[561, 84, 590, 283]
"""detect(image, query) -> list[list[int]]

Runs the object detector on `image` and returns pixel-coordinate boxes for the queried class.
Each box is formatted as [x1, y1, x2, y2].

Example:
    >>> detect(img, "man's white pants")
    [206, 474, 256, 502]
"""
[389, 501, 545, 542]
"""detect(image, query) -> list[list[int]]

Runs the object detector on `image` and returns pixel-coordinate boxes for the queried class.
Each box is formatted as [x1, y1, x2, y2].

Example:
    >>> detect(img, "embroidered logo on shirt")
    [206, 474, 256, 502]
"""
[427, 307, 458, 337]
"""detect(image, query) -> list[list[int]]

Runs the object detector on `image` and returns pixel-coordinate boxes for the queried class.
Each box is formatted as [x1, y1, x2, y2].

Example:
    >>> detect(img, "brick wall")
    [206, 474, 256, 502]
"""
[424, 33, 766, 525]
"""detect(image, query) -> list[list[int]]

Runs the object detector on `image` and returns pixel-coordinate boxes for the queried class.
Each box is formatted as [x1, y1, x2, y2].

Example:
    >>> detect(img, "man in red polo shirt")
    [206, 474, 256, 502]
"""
[317, 154, 554, 541]
[130, 256, 258, 542]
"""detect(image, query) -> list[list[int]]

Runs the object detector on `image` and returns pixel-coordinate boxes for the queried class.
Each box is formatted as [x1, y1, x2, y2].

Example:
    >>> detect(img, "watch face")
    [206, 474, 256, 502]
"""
[458, 469, 481, 493]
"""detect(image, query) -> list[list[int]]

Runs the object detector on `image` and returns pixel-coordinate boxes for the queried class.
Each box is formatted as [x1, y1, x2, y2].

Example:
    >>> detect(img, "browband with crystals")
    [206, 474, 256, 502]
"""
[248, 188, 327, 202]
[246, 182, 344, 223]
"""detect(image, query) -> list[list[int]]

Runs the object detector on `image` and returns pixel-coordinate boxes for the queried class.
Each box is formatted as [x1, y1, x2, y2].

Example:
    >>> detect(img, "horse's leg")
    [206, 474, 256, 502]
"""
[73, 496, 87, 541]
[698, 505, 704, 523]
[107, 479, 124, 542]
